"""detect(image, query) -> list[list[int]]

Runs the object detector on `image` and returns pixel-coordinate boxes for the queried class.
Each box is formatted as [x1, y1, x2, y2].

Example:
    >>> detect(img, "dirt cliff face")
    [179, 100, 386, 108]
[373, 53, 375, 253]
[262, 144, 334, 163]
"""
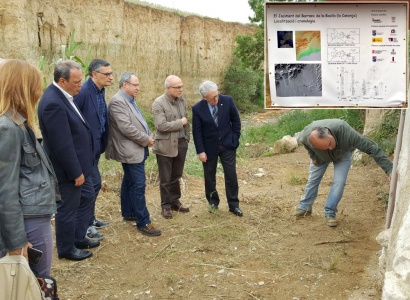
[0, 0, 254, 108]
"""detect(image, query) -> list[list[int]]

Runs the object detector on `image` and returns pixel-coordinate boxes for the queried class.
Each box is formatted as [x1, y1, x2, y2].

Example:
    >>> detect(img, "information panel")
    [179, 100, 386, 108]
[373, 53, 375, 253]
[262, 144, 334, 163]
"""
[265, 1, 408, 108]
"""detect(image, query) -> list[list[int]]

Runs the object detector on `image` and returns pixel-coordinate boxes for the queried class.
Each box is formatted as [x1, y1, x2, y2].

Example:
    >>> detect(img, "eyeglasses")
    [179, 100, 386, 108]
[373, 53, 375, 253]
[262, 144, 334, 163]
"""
[96, 71, 114, 78]
[170, 86, 183, 89]
[126, 81, 140, 88]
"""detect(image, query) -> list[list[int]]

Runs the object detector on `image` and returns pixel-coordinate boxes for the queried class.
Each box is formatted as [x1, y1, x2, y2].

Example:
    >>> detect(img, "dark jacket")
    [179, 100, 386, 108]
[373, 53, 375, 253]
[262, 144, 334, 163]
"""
[74, 78, 109, 159]
[0, 111, 58, 252]
[38, 83, 94, 184]
[298, 118, 393, 175]
[192, 94, 241, 160]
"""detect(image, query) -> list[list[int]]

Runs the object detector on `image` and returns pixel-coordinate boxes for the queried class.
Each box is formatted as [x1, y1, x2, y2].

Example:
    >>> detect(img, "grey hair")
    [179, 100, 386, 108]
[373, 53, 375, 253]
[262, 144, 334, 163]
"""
[199, 80, 218, 97]
[164, 78, 170, 88]
[54, 60, 82, 82]
[312, 126, 330, 138]
[88, 59, 110, 76]
[119, 72, 135, 88]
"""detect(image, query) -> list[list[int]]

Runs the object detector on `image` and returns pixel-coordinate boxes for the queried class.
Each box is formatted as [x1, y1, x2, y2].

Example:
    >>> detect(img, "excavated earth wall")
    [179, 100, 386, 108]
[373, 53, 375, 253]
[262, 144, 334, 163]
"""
[0, 0, 254, 108]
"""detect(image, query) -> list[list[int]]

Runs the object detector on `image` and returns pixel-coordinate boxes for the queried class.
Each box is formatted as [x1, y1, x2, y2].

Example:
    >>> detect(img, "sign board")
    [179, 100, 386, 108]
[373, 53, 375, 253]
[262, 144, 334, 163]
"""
[265, 1, 408, 108]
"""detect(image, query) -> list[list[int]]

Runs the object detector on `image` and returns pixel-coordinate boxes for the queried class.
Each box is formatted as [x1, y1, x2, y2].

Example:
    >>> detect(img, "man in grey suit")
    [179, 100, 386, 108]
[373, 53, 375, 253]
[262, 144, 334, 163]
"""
[152, 75, 190, 219]
[105, 72, 161, 236]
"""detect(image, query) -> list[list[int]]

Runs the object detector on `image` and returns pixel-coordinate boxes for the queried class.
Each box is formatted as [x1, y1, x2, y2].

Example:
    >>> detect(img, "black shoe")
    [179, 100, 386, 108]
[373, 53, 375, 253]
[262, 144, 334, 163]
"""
[74, 239, 100, 249]
[123, 216, 137, 221]
[229, 207, 243, 217]
[93, 218, 109, 229]
[58, 248, 93, 261]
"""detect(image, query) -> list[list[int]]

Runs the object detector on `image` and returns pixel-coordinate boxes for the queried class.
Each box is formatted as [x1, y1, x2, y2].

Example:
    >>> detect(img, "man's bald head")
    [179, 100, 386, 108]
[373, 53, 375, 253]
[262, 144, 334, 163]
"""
[309, 127, 336, 150]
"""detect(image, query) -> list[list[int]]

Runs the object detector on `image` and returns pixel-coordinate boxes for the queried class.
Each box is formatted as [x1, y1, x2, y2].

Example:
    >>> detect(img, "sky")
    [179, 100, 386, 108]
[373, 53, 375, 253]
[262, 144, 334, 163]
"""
[139, 0, 254, 24]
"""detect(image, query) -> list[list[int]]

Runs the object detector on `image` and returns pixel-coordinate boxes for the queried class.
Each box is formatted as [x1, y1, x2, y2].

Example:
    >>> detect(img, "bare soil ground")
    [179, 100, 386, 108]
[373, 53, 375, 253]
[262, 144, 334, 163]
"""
[51, 140, 390, 300]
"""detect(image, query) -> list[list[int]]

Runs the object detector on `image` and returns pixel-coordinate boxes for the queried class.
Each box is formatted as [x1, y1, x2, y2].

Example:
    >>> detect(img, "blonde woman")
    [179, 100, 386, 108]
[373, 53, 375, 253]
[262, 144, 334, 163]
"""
[0, 59, 58, 276]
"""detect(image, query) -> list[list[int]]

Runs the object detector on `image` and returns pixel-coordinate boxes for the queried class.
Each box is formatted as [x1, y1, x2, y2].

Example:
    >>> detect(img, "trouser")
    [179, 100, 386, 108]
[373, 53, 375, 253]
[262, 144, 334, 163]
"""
[203, 143, 239, 209]
[55, 179, 94, 255]
[156, 139, 188, 208]
[88, 162, 102, 226]
[24, 217, 53, 276]
[299, 151, 352, 217]
[120, 152, 151, 228]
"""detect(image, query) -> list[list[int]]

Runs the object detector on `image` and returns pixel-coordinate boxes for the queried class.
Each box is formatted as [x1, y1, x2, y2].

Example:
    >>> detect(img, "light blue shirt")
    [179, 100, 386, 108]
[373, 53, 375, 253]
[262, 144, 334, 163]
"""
[207, 103, 218, 116]
[120, 90, 150, 135]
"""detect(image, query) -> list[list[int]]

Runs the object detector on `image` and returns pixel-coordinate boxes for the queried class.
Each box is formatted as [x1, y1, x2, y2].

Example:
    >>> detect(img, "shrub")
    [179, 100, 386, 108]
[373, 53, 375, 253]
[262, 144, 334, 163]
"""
[223, 59, 263, 112]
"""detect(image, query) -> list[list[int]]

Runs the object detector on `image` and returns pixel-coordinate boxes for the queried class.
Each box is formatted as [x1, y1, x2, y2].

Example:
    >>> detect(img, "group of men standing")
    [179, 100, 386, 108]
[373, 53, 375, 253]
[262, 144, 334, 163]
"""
[38, 59, 243, 261]
[35, 57, 394, 263]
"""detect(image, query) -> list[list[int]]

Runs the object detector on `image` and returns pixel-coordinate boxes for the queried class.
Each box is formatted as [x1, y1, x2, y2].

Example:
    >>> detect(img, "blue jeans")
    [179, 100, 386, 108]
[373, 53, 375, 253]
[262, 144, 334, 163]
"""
[299, 151, 352, 217]
[121, 158, 151, 228]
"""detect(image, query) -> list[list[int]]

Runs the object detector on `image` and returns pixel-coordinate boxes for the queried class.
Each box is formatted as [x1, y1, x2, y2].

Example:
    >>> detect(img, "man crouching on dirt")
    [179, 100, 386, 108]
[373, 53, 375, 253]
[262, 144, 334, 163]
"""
[295, 118, 392, 227]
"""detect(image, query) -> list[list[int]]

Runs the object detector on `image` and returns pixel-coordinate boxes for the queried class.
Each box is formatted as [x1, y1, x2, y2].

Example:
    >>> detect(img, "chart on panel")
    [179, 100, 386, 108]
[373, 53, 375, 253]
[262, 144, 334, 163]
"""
[328, 47, 360, 63]
[327, 28, 360, 46]
[337, 66, 386, 102]
[265, 2, 408, 108]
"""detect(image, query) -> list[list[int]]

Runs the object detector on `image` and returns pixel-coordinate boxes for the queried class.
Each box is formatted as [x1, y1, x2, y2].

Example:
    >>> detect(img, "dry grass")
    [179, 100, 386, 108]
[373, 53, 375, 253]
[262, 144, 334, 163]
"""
[50, 147, 388, 299]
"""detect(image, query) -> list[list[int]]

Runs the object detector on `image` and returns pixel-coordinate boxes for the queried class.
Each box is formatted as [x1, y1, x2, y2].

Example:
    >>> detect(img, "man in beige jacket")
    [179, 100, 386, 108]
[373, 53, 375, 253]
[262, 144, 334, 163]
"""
[105, 72, 161, 236]
[152, 75, 190, 219]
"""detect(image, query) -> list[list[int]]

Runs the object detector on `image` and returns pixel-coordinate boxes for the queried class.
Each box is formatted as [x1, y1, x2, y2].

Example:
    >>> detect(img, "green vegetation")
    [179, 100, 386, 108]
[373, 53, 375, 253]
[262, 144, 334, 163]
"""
[288, 173, 305, 185]
[223, 0, 264, 112]
[367, 109, 401, 156]
[223, 59, 264, 112]
[38, 30, 92, 85]
[242, 109, 363, 146]
[223, 0, 326, 112]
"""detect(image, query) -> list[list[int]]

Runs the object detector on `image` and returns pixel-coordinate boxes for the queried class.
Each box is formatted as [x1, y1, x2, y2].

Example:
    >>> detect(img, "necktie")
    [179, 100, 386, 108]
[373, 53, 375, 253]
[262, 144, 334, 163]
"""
[212, 105, 218, 126]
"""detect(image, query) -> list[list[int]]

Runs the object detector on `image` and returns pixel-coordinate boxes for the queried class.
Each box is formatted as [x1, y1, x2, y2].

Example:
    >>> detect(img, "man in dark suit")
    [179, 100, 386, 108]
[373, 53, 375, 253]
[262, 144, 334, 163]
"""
[75, 59, 113, 240]
[38, 60, 97, 261]
[192, 80, 243, 217]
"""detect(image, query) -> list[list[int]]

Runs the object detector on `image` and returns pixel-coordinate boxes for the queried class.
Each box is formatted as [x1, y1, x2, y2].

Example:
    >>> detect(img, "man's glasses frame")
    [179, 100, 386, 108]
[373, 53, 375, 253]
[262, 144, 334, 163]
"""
[95, 71, 114, 78]
[126, 81, 140, 88]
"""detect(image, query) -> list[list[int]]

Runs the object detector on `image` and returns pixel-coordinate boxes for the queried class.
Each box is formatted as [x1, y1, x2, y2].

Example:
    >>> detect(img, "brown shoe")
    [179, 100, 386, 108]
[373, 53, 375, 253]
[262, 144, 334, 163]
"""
[170, 203, 190, 213]
[161, 208, 173, 219]
[137, 223, 162, 236]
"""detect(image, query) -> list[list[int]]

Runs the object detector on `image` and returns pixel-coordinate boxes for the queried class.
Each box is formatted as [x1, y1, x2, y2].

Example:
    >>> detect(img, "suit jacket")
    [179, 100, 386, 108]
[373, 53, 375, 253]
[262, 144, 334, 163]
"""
[105, 90, 151, 164]
[192, 94, 241, 160]
[38, 83, 94, 184]
[74, 78, 109, 158]
[152, 93, 190, 157]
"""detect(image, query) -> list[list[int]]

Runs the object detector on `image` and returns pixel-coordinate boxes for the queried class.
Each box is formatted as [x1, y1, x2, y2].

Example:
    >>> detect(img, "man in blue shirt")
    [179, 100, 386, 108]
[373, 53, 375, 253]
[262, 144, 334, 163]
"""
[75, 59, 113, 241]
[105, 72, 161, 236]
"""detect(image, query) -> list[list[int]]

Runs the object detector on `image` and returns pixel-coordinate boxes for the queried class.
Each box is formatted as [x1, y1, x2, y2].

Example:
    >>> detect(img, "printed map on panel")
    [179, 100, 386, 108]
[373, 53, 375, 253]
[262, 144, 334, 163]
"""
[327, 28, 360, 46]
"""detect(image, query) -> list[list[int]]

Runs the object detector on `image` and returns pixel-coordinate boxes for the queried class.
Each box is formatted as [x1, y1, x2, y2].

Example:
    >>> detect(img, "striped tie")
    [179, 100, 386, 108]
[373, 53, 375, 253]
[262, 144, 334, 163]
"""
[212, 105, 218, 126]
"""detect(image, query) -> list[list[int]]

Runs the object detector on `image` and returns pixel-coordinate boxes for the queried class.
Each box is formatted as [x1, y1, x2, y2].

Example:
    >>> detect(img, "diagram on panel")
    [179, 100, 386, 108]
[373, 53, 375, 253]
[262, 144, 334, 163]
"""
[327, 28, 360, 46]
[328, 47, 360, 63]
[337, 66, 386, 101]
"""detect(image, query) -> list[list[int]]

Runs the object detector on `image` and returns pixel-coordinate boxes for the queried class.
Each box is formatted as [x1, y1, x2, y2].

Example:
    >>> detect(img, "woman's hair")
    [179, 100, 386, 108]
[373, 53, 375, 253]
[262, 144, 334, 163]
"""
[0, 59, 43, 130]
